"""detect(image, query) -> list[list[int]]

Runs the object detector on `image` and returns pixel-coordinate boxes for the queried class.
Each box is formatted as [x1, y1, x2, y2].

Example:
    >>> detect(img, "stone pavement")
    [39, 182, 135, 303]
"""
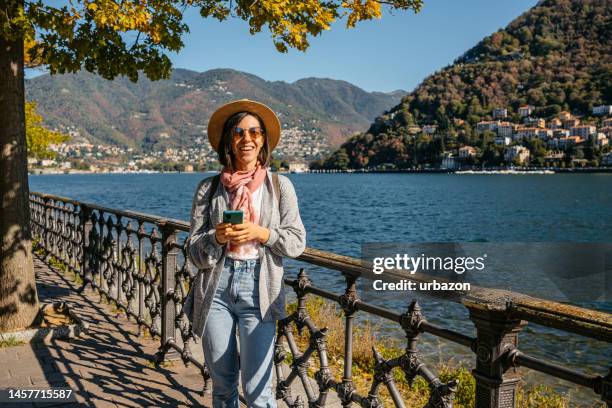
[0, 254, 220, 408]
[1, 254, 211, 407]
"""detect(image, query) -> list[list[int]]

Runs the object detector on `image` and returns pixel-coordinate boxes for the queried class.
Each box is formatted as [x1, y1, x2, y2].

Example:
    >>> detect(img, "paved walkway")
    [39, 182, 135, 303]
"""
[2, 255, 341, 407]
[1, 255, 216, 407]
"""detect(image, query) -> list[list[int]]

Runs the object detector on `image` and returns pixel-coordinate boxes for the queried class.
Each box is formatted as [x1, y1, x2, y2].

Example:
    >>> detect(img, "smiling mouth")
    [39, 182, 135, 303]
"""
[239, 146, 255, 152]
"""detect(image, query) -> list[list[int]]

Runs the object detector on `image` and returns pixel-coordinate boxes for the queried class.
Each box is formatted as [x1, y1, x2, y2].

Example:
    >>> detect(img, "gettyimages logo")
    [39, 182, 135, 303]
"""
[371, 253, 488, 275]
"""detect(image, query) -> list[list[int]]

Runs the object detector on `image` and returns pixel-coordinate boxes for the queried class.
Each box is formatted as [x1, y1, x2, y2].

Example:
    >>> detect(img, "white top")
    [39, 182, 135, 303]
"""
[224, 184, 263, 260]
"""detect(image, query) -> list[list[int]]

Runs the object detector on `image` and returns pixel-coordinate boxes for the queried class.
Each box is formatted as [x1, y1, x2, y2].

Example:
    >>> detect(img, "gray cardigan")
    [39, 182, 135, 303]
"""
[183, 171, 306, 339]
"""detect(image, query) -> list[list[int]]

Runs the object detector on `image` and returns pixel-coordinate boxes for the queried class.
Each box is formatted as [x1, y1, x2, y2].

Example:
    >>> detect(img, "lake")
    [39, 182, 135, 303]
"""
[29, 172, 612, 399]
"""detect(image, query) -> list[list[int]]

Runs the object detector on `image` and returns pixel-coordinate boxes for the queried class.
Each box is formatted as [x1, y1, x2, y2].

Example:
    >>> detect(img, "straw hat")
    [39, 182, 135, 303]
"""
[207, 99, 281, 152]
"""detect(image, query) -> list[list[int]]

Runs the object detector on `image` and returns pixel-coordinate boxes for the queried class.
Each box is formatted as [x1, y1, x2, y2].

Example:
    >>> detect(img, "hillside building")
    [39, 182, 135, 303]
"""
[553, 129, 570, 138]
[537, 129, 553, 140]
[494, 136, 512, 146]
[549, 118, 562, 129]
[543, 151, 564, 166]
[552, 136, 584, 149]
[570, 125, 596, 138]
[592, 105, 612, 116]
[441, 153, 459, 170]
[593, 133, 609, 148]
[458, 146, 477, 159]
[524, 117, 545, 128]
[504, 146, 530, 164]
[515, 127, 539, 140]
[476, 121, 499, 133]
[496, 123, 515, 138]
[563, 118, 580, 129]
[518, 105, 534, 117]
[288, 162, 309, 173]
[492, 108, 508, 119]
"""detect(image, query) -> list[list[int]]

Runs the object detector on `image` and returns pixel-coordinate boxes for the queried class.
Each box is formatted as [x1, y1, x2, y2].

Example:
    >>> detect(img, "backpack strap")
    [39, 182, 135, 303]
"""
[272, 171, 281, 208]
[208, 174, 220, 207]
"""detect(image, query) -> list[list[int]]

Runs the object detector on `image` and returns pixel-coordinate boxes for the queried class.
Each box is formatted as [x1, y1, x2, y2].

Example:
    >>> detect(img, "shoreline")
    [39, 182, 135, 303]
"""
[28, 167, 612, 175]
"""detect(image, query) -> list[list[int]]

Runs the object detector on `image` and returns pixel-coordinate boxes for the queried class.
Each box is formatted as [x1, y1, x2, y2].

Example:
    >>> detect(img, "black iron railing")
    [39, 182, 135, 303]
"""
[29, 191, 611, 408]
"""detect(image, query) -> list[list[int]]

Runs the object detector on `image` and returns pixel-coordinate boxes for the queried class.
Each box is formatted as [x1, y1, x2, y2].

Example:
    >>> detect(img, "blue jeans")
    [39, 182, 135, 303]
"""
[202, 257, 277, 408]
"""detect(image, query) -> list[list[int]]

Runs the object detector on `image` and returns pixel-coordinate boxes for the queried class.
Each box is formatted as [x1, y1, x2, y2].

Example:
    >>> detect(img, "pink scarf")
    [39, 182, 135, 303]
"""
[220, 164, 267, 225]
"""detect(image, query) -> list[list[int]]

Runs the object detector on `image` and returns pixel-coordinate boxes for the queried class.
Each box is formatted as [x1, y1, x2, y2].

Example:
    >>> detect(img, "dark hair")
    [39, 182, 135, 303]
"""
[217, 111, 270, 171]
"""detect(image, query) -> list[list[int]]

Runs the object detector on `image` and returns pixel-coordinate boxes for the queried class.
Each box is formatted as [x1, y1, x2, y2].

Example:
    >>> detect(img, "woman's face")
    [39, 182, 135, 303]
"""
[231, 114, 265, 171]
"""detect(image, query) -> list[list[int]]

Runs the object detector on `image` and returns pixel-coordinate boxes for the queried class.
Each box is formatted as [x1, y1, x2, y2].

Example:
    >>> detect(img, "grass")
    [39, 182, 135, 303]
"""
[0, 336, 25, 349]
[141, 328, 153, 339]
[284, 297, 592, 408]
[144, 358, 175, 369]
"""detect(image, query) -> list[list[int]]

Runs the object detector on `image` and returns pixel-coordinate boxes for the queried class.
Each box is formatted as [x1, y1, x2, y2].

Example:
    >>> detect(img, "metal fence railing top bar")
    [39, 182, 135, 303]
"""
[28, 191, 612, 408]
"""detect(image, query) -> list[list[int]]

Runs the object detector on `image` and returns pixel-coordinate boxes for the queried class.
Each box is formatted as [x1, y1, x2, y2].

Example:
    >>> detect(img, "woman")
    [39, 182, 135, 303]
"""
[184, 99, 306, 408]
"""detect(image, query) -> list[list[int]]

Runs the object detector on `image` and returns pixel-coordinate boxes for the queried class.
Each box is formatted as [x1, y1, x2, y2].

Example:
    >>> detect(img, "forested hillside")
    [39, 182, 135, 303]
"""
[323, 0, 611, 169]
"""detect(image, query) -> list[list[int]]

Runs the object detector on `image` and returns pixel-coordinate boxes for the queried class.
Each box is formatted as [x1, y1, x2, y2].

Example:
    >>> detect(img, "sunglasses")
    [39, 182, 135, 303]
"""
[232, 126, 264, 139]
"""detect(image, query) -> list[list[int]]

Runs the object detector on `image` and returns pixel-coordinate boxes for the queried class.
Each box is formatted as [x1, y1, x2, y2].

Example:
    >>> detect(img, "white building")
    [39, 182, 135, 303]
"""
[570, 125, 596, 138]
[441, 153, 459, 170]
[592, 105, 612, 116]
[593, 133, 609, 148]
[549, 118, 562, 129]
[553, 129, 570, 138]
[552, 136, 583, 149]
[537, 129, 553, 140]
[476, 121, 499, 133]
[458, 146, 477, 159]
[515, 127, 539, 140]
[494, 136, 511, 146]
[504, 146, 530, 164]
[288, 162, 309, 173]
[492, 108, 508, 119]
[518, 105, 534, 117]
[496, 122, 515, 138]
[524, 117, 545, 128]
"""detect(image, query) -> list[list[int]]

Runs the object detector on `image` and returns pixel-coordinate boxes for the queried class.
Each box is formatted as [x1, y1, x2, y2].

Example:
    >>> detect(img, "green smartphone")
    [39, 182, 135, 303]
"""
[223, 210, 244, 224]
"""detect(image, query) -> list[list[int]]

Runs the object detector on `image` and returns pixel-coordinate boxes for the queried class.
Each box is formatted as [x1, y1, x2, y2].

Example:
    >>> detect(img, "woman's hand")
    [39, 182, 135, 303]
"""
[214, 223, 233, 245]
[227, 222, 270, 244]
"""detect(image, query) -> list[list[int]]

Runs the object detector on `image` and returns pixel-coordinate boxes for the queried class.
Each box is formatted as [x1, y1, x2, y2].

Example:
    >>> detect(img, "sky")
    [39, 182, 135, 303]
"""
[27, 0, 539, 93]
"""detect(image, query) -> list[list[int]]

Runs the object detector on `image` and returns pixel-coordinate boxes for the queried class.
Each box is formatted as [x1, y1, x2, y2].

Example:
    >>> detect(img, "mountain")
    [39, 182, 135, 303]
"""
[25, 68, 405, 153]
[324, 0, 612, 169]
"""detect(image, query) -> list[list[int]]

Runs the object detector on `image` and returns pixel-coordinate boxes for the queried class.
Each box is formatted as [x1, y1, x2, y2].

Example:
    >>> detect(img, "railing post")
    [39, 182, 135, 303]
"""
[80, 204, 93, 290]
[338, 274, 358, 407]
[115, 215, 123, 304]
[158, 223, 180, 362]
[468, 308, 526, 408]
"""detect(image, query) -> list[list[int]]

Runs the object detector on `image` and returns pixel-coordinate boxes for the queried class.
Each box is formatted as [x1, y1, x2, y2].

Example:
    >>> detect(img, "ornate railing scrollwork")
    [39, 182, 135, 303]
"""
[29, 192, 612, 408]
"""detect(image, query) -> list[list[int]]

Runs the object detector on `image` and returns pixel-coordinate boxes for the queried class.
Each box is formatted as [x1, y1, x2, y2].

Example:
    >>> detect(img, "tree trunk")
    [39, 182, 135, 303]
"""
[0, 11, 39, 332]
